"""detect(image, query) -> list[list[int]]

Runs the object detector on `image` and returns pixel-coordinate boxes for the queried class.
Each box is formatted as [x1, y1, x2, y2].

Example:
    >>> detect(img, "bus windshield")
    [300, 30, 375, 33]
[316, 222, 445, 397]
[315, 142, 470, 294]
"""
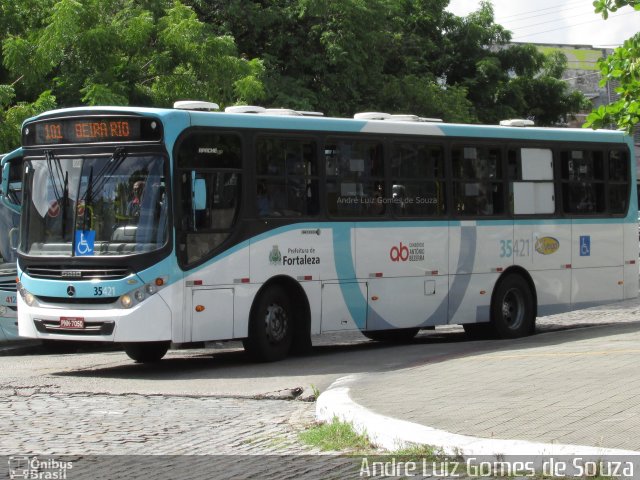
[21, 151, 168, 256]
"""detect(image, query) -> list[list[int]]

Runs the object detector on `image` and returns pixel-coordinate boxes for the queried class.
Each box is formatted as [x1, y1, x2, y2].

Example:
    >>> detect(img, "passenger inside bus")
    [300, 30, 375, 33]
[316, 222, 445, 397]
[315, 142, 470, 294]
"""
[370, 182, 385, 215]
[126, 180, 145, 218]
[257, 182, 269, 216]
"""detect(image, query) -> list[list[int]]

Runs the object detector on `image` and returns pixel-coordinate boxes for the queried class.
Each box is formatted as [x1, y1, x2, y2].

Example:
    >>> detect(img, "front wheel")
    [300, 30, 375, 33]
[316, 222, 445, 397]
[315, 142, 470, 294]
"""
[491, 274, 535, 339]
[243, 285, 293, 362]
[124, 341, 170, 363]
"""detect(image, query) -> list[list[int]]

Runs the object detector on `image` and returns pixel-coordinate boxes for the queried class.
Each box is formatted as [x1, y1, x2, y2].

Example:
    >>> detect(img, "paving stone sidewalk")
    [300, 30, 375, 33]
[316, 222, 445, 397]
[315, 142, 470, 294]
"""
[320, 298, 640, 454]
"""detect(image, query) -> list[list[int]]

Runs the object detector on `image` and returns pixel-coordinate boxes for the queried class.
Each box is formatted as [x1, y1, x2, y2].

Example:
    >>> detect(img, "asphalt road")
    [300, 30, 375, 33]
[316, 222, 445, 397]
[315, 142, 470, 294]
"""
[2, 301, 634, 400]
[1, 328, 476, 400]
[1, 302, 638, 469]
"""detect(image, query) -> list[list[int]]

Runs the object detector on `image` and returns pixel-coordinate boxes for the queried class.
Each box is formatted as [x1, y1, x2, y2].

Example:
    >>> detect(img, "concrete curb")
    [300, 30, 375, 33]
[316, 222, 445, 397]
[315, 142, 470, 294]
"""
[316, 375, 639, 456]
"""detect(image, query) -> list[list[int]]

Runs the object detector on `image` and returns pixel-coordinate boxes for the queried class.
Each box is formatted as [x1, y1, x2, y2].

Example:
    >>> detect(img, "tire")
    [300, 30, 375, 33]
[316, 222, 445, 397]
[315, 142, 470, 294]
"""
[124, 341, 170, 363]
[490, 274, 535, 339]
[243, 285, 293, 362]
[363, 327, 420, 343]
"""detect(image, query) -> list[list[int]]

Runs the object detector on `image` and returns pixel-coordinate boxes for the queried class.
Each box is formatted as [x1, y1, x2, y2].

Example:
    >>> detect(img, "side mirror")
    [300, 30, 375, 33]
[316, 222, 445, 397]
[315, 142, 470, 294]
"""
[9, 227, 18, 251]
[1, 148, 22, 215]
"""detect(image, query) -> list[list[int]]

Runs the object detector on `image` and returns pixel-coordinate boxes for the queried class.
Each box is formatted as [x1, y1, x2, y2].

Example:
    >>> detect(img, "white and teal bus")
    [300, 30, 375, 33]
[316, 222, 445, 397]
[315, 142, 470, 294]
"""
[0, 148, 22, 341]
[10, 104, 638, 362]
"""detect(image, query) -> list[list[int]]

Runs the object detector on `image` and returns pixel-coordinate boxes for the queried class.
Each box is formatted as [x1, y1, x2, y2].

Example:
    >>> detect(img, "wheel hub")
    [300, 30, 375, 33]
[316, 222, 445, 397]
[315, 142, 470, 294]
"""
[264, 303, 288, 342]
[502, 288, 524, 329]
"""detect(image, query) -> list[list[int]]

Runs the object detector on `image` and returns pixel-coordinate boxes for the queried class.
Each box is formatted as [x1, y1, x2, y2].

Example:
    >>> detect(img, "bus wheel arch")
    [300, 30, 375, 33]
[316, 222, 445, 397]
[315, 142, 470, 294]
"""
[490, 267, 537, 338]
[243, 276, 311, 362]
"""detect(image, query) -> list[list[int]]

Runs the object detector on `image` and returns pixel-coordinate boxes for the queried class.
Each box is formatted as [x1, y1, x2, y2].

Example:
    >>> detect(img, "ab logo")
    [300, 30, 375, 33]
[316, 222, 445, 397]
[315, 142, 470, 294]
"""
[390, 242, 409, 262]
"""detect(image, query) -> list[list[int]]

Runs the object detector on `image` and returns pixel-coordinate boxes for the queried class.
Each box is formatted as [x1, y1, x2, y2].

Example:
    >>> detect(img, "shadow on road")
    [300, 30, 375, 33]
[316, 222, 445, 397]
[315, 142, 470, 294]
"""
[49, 320, 640, 383]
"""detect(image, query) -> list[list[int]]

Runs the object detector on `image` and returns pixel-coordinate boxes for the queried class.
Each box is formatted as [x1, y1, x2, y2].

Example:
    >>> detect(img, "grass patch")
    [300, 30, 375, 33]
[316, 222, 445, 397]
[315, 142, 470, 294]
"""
[299, 417, 375, 453]
[390, 443, 447, 462]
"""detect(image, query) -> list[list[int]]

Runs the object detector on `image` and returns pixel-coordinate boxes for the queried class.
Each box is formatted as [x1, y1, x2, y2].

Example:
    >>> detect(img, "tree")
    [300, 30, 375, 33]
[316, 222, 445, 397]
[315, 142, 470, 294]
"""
[585, 0, 640, 133]
[0, 0, 593, 151]
[191, 0, 474, 120]
[440, 2, 588, 125]
[195, 0, 584, 124]
[0, 88, 56, 152]
[0, 0, 265, 150]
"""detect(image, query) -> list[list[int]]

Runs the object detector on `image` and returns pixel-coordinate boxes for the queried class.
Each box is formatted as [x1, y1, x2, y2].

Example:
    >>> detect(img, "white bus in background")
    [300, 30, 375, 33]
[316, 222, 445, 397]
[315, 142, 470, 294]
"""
[0, 148, 22, 341]
[9, 105, 637, 362]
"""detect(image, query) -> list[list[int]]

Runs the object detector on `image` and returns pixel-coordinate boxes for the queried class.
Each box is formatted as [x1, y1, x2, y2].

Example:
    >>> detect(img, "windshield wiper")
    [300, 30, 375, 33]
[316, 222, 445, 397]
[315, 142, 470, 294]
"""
[82, 147, 127, 205]
[61, 171, 69, 240]
[44, 150, 70, 240]
[76, 147, 127, 233]
[81, 166, 93, 231]
[44, 150, 63, 204]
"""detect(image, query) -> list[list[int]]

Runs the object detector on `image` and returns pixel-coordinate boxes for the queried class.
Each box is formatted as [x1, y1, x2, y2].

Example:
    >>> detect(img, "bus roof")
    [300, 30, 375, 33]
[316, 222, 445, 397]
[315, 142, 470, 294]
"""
[23, 105, 630, 145]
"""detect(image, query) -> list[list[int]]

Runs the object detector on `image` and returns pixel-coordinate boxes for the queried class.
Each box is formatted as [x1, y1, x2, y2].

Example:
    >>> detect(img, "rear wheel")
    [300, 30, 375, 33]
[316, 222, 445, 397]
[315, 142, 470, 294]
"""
[491, 274, 535, 338]
[243, 285, 293, 362]
[363, 327, 420, 343]
[123, 341, 170, 363]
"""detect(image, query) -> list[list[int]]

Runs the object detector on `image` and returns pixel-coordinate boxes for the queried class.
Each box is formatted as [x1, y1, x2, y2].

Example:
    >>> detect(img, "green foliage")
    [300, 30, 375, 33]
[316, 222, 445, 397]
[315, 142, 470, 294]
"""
[299, 418, 375, 453]
[584, 35, 640, 133]
[0, 0, 265, 138]
[0, 85, 14, 108]
[379, 76, 474, 123]
[0, 0, 590, 150]
[585, 1, 639, 133]
[442, 4, 585, 125]
[593, 0, 640, 19]
[0, 89, 56, 152]
[195, 0, 456, 116]
[493, 50, 590, 126]
[81, 83, 129, 106]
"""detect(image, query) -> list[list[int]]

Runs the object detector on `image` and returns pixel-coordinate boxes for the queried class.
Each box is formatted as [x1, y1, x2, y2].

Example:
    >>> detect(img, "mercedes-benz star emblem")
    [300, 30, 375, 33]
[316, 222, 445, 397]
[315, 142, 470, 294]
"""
[67, 286, 76, 297]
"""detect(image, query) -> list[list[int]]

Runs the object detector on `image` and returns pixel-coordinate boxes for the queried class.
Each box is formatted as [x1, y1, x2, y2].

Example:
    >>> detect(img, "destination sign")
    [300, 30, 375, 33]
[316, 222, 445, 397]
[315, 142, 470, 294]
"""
[23, 117, 162, 145]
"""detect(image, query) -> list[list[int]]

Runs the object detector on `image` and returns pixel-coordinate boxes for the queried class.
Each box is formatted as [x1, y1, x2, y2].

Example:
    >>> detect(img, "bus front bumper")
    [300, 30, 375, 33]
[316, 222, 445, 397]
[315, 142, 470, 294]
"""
[17, 294, 172, 343]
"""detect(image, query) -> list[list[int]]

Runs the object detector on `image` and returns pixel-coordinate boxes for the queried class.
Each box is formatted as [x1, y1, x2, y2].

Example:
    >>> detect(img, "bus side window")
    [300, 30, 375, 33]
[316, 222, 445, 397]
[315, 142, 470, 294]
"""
[325, 139, 384, 217]
[561, 150, 605, 214]
[452, 146, 503, 217]
[176, 132, 242, 266]
[608, 150, 629, 214]
[391, 142, 445, 217]
[510, 148, 555, 215]
[255, 137, 319, 217]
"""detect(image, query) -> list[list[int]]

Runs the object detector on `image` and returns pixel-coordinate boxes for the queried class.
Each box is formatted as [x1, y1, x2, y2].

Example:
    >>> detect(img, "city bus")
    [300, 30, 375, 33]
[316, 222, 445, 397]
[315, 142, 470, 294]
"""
[0, 148, 22, 341]
[10, 104, 638, 362]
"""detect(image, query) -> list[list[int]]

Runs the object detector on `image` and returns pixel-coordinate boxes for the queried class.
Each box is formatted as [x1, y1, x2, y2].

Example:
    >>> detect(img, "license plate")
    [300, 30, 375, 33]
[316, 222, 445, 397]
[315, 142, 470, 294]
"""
[60, 317, 85, 329]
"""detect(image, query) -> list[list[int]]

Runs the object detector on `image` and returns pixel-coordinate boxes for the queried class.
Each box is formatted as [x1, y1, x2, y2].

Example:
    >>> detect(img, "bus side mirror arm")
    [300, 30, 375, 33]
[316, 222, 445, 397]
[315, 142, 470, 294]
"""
[9, 227, 18, 251]
[1, 151, 22, 215]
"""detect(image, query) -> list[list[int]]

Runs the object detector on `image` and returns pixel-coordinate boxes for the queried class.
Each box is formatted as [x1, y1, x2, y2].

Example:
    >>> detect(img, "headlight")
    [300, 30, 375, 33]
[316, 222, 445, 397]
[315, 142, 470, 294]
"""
[119, 278, 167, 309]
[120, 294, 133, 309]
[18, 282, 38, 307]
[24, 292, 36, 306]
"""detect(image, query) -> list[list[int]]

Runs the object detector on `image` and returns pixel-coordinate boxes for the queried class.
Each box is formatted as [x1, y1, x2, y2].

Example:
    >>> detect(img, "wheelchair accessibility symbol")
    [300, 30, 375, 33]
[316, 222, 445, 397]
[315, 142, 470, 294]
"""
[580, 235, 591, 257]
[75, 230, 95, 256]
